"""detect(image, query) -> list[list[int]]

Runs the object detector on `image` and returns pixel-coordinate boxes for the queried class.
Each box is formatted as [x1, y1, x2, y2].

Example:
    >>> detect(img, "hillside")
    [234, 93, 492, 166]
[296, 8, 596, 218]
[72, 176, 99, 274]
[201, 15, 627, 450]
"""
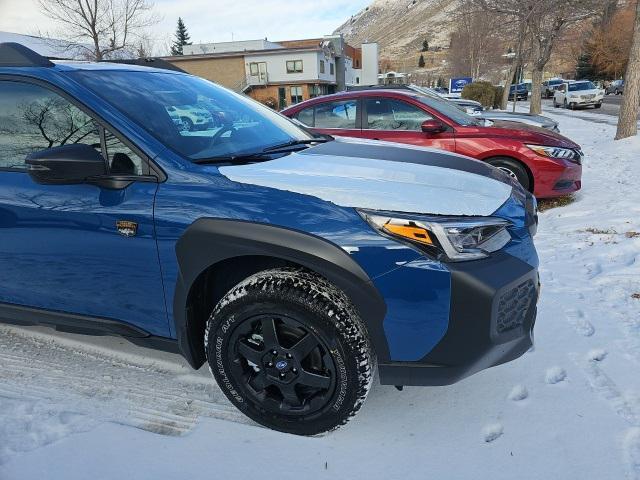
[334, 0, 458, 58]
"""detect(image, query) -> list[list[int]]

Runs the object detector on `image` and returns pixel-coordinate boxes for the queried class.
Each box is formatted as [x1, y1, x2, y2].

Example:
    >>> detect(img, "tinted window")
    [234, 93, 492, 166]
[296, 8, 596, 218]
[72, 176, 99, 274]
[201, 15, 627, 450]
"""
[0, 81, 101, 170]
[568, 82, 596, 92]
[296, 107, 314, 127]
[416, 95, 477, 126]
[104, 130, 145, 175]
[72, 71, 313, 161]
[314, 100, 357, 129]
[366, 98, 432, 131]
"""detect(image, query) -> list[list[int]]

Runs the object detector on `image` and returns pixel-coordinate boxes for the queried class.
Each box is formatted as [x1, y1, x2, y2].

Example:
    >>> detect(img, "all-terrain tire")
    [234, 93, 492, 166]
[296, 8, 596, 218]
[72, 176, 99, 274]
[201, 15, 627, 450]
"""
[204, 268, 375, 436]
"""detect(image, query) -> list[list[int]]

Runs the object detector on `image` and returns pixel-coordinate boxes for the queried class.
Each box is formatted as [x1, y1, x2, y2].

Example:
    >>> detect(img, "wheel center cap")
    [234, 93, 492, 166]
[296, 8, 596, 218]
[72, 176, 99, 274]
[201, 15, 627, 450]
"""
[275, 360, 289, 371]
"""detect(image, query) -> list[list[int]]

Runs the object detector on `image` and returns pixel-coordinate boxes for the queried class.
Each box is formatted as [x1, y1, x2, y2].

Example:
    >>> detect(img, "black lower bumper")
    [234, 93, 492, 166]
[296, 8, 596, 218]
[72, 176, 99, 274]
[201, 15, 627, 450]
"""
[378, 251, 539, 386]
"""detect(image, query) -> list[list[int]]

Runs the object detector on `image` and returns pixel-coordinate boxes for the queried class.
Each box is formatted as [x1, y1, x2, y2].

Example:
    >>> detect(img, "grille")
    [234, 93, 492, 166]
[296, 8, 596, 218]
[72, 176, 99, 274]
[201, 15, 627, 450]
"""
[496, 279, 537, 334]
[581, 94, 596, 100]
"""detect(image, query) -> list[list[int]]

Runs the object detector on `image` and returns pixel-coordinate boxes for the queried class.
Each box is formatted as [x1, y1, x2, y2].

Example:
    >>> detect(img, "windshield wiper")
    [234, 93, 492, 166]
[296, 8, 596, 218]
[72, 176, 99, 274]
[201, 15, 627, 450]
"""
[193, 152, 275, 165]
[262, 138, 330, 153]
[193, 138, 331, 165]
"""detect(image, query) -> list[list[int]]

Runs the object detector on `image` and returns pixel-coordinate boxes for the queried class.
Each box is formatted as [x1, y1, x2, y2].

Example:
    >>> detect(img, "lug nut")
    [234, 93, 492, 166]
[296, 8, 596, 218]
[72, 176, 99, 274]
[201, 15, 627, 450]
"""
[267, 362, 273, 367]
[279, 373, 285, 378]
[286, 353, 293, 359]
[272, 350, 278, 355]
[292, 368, 298, 373]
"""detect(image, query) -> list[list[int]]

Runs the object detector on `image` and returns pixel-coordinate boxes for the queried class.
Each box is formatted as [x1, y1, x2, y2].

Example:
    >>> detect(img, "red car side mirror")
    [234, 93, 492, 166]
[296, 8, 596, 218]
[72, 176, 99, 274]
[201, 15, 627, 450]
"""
[421, 119, 446, 134]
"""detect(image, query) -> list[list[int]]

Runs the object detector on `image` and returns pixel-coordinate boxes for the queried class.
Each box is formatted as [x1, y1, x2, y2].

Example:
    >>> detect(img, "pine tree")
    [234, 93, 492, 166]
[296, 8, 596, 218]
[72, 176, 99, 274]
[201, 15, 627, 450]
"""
[171, 17, 192, 56]
[421, 39, 429, 52]
[418, 54, 425, 68]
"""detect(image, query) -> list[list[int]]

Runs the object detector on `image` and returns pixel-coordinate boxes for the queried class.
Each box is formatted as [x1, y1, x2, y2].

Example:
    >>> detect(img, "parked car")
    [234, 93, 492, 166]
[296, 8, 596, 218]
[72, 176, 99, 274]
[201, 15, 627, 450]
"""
[282, 89, 583, 198]
[606, 79, 624, 95]
[508, 83, 529, 101]
[166, 104, 214, 131]
[1, 42, 541, 435]
[349, 84, 484, 114]
[542, 78, 564, 98]
[553, 80, 604, 109]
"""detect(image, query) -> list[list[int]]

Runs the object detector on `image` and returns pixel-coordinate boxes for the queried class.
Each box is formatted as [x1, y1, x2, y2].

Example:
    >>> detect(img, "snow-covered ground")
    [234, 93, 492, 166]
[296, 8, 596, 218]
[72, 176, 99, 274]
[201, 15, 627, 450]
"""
[1, 110, 640, 480]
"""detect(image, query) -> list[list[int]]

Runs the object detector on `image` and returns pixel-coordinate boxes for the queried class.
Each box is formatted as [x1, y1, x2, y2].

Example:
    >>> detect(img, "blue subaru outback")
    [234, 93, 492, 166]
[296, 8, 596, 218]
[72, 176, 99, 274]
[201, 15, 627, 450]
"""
[0, 43, 539, 435]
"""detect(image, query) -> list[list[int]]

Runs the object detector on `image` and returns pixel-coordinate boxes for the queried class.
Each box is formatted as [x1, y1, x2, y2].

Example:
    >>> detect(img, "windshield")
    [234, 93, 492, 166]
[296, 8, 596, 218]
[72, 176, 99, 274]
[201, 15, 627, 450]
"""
[568, 82, 596, 92]
[70, 71, 313, 161]
[415, 95, 479, 126]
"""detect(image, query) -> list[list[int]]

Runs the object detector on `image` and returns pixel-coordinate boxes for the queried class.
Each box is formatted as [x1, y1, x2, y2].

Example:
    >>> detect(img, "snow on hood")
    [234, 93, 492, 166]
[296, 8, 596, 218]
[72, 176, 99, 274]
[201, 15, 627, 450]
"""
[219, 141, 513, 216]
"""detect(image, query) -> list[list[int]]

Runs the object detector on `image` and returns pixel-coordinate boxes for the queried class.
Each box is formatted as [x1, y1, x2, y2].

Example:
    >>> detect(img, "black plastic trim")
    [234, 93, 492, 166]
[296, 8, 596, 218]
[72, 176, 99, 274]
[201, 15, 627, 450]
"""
[0, 43, 54, 67]
[0, 302, 179, 353]
[302, 139, 509, 183]
[378, 251, 539, 386]
[173, 218, 388, 368]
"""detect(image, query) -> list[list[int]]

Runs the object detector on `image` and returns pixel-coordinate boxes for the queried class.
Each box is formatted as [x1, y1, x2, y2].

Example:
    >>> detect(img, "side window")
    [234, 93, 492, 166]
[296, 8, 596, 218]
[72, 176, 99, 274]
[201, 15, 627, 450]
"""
[104, 130, 145, 175]
[296, 107, 315, 127]
[365, 98, 433, 131]
[313, 100, 357, 129]
[0, 81, 101, 170]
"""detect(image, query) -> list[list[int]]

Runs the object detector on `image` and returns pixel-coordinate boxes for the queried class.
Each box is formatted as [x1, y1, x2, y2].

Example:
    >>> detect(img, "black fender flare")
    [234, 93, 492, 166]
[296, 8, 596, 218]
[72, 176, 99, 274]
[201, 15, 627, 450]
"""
[173, 218, 388, 368]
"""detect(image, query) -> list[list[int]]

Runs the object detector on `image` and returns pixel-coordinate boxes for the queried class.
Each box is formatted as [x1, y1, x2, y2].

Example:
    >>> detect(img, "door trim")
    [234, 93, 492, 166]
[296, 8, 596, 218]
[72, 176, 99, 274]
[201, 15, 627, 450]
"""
[0, 302, 179, 352]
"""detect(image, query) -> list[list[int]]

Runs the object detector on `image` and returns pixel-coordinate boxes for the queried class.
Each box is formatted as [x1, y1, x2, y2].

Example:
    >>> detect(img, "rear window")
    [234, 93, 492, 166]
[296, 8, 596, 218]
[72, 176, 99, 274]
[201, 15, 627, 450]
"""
[298, 100, 358, 129]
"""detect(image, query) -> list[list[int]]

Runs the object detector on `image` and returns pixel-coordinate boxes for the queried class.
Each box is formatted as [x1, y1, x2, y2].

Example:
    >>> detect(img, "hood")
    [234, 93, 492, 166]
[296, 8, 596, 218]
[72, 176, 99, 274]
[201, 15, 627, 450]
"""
[219, 138, 513, 217]
[486, 120, 579, 148]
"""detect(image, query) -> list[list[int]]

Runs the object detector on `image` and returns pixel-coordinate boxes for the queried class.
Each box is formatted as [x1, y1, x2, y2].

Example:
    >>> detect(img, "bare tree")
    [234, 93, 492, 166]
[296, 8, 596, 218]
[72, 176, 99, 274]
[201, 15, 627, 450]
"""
[448, 1, 506, 80]
[473, 0, 599, 114]
[38, 0, 159, 60]
[616, 0, 640, 140]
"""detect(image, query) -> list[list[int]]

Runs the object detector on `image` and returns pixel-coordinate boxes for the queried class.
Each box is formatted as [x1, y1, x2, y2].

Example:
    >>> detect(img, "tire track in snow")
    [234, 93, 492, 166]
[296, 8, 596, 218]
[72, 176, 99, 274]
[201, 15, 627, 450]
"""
[0, 324, 252, 461]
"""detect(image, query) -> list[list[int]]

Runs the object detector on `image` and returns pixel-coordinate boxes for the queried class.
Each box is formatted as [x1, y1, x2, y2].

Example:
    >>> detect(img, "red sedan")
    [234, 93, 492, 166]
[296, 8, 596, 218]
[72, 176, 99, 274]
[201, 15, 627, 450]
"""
[281, 90, 582, 198]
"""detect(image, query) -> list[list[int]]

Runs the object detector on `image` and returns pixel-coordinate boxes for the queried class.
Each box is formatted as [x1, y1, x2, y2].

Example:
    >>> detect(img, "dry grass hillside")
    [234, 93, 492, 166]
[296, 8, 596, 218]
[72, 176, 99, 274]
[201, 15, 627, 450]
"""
[334, 0, 459, 58]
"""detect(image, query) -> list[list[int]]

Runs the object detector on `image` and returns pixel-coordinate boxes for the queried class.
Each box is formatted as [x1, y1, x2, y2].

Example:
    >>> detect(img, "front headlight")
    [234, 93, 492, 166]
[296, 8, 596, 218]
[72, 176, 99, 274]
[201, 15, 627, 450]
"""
[526, 144, 580, 163]
[358, 210, 512, 261]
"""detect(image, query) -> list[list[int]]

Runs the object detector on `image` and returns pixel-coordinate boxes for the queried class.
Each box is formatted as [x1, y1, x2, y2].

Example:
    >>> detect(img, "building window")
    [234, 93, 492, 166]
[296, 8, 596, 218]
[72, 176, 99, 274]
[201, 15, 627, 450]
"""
[355, 59, 360, 68]
[319, 60, 325, 74]
[286, 60, 303, 73]
[290, 86, 304, 104]
[356, 77, 360, 84]
[249, 62, 259, 76]
[330, 63, 335, 75]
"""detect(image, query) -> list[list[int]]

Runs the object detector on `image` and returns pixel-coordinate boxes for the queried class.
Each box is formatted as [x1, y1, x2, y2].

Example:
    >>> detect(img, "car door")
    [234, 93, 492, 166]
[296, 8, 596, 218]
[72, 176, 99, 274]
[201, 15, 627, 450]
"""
[0, 79, 169, 337]
[358, 97, 456, 152]
[293, 98, 362, 138]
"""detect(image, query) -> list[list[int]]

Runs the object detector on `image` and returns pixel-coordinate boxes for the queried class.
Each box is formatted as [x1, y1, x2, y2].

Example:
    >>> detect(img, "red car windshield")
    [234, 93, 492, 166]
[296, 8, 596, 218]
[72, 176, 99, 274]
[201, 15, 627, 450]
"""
[415, 95, 481, 126]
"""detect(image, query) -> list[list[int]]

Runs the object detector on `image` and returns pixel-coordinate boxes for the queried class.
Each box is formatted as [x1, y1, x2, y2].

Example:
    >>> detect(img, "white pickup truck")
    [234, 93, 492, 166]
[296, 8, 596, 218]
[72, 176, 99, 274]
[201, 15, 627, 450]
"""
[553, 80, 604, 110]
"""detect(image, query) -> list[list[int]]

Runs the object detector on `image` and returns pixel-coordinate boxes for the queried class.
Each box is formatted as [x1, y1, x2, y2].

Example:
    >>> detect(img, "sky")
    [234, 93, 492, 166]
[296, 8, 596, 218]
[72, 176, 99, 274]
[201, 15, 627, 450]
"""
[0, 0, 371, 54]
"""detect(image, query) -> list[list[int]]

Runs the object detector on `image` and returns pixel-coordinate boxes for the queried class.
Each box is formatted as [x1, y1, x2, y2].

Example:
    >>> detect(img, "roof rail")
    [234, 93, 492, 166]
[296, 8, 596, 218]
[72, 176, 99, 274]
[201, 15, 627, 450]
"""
[0, 43, 54, 68]
[101, 58, 186, 73]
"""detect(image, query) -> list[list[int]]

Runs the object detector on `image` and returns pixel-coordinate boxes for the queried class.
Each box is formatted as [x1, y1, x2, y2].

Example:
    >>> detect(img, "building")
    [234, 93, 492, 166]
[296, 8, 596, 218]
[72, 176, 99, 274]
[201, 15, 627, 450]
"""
[164, 36, 374, 110]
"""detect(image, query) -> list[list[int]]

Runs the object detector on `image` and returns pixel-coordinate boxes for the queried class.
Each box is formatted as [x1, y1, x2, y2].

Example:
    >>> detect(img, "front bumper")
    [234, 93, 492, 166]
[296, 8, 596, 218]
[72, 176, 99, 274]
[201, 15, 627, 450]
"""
[527, 154, 582, 198]
[378, 251, 539, 386]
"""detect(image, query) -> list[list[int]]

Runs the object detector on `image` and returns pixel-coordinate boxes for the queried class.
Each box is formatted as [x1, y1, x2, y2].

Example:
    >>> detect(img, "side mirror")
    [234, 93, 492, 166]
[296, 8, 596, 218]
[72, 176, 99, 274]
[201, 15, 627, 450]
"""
[25, 144, 106, 185]
[421, 119, 446, 134]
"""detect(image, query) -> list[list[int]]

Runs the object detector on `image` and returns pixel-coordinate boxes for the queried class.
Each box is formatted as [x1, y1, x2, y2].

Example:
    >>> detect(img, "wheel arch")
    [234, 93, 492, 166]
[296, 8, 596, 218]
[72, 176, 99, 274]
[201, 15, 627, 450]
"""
[173, 218, 388, 369]
[484, 155, 534, 193]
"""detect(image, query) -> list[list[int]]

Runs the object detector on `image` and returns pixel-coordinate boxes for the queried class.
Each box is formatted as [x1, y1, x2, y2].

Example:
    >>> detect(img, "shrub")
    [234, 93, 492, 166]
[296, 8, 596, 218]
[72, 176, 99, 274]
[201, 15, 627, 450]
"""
[493, 86, 504, 109]
[461, 81, 497, 108]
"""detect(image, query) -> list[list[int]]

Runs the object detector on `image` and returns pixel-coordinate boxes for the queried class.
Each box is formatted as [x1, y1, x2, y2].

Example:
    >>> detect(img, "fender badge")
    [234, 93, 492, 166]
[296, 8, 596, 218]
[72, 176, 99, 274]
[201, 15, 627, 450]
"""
[116, 220, 138, 237]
